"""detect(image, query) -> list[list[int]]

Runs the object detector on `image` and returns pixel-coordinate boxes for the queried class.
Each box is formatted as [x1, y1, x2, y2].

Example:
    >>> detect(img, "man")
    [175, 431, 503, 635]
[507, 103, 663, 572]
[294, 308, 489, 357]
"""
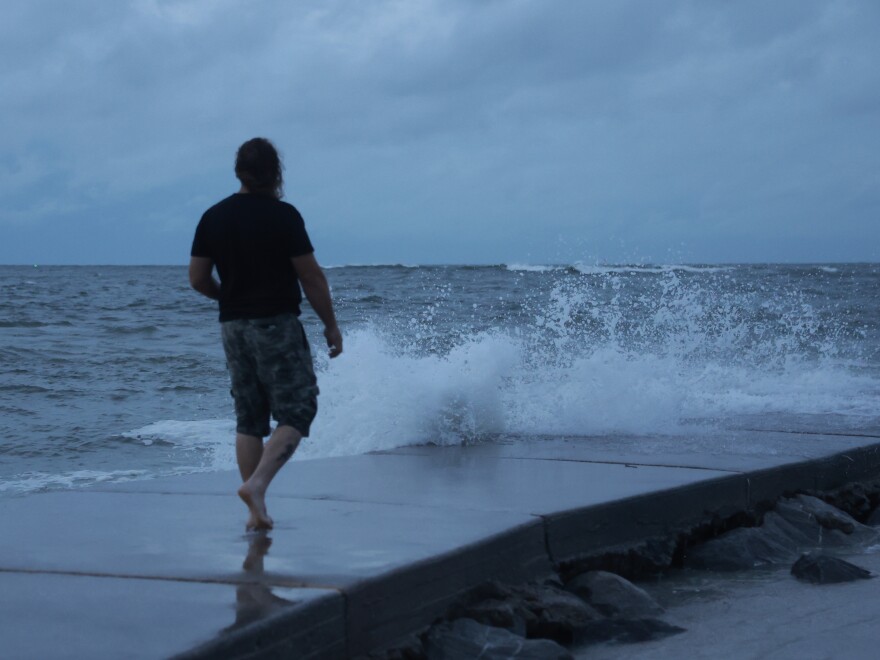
[189, 137, 342, 531]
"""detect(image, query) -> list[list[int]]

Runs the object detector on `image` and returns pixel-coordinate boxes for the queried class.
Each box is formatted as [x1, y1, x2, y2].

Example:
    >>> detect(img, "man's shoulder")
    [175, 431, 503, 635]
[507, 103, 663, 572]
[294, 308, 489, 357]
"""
[200, 195, 303, 226]
[278, 200, 304, 222]
[274, 198, 300, 213]
[202, 194, 240, 217]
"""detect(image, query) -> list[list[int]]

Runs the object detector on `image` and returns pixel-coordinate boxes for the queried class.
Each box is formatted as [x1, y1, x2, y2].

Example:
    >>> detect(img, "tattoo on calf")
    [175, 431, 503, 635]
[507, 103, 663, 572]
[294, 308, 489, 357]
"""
[277, 443, 295, 464]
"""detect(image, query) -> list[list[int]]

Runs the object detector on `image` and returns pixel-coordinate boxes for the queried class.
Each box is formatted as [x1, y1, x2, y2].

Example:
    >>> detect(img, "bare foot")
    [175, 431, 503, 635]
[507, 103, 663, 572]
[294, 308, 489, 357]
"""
[245, 512, 258, 532]
[238, 482, 274, 531]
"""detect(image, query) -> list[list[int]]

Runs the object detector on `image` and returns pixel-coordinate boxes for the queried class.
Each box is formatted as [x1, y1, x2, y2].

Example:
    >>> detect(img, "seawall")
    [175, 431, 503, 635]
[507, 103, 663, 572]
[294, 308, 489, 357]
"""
[1, 418, 879, 658]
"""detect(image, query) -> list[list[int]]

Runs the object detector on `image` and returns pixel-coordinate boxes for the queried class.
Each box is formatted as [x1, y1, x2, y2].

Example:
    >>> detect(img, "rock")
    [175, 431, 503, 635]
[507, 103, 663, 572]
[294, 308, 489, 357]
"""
[795, 495, 858, 533]
[685, 524, 798, 570]
[813, 481, 880, 521]
[457, 599, 527, 637]
[565, 571, 663, 619]
[424, 619, 573, 660]
[687, 496, 880, 571]
[560, 537, 677, 581]
[772, 499, 828, 544]
[791, 553, 874, 584]
[785, 495, 879, 546]
[511, 583, 602, 644]
[447, 583, 527, 635]
[450, 581, 601, 645]
[579, 618, 685, 645]
[463, 581, 512, 602]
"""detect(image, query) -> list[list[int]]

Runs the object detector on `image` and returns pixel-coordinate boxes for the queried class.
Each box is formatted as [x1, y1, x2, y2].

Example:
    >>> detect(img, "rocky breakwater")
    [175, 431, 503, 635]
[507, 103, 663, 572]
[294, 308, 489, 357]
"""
[684, 493, 878, 574]
[366, 571, 683, 659]
[365, 482, 880, 659]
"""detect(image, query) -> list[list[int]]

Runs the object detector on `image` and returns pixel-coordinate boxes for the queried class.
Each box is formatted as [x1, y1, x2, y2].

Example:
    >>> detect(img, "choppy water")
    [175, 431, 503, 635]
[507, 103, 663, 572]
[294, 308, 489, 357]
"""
[1, 263, 878, 496]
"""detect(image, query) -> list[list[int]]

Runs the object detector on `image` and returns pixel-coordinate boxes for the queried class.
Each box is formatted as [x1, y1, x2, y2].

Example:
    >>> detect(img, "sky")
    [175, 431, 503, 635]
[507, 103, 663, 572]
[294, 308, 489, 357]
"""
[1, 0, 878, 265]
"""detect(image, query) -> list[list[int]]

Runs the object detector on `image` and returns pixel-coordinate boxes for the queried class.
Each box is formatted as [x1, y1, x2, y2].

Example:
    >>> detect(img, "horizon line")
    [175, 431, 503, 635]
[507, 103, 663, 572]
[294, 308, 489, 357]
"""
[1, 260, 878, 268]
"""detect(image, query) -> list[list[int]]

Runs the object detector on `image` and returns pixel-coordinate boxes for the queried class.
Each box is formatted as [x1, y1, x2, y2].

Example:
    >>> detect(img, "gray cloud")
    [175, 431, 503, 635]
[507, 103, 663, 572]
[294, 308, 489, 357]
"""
[2, 0, 878, 264]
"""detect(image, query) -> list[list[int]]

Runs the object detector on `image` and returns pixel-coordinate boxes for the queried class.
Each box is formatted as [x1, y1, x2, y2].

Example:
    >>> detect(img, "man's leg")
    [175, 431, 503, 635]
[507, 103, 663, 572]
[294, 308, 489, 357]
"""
[236, 433, 264, 530]
[236, 433, 263, 482]
[238, 424, 302, 530]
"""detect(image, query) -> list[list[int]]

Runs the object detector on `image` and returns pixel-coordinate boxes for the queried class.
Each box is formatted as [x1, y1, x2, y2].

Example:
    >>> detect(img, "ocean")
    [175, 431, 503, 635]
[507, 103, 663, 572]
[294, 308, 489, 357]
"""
[1, 263, 878, 497]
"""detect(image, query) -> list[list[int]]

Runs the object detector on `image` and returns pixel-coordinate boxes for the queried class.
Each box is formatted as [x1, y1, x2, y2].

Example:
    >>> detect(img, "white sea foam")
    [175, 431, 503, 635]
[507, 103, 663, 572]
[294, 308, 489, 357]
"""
[123, 419, 236, 469]
[120, 336, 878, 476]
[105, 266, 880, 477]
[0, 469, 149, 495]
[572, 263, 732, 275]
[325, 263, 420, 269]
[504, 263, 565, 272]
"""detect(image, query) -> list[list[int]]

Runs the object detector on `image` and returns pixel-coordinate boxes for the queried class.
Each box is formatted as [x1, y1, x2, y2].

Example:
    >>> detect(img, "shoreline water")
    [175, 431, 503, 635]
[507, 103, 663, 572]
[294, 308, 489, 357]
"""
[585, 549, 880, 659]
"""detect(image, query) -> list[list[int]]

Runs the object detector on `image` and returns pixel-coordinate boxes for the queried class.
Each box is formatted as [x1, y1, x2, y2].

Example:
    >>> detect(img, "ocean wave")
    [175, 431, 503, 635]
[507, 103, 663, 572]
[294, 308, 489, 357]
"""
[0, 384, 52, 394]
[0, 320, 74, 328]
[572, 263, 732, 275]
[122, 419, 237, 468]
[504, 263, 567, 273]
[325, 263, 420, 269]
[104, 325, 160, 335]
[3, 263, 877, 495]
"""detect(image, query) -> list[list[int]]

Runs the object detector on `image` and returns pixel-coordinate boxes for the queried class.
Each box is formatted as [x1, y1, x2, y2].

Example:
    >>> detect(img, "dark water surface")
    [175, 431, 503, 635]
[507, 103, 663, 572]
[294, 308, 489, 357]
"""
[1, 263, 878, 495]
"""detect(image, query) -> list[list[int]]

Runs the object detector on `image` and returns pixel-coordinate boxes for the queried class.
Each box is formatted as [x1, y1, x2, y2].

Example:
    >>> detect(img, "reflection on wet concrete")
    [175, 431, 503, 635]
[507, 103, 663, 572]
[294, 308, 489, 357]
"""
[221, 534, 295, 635]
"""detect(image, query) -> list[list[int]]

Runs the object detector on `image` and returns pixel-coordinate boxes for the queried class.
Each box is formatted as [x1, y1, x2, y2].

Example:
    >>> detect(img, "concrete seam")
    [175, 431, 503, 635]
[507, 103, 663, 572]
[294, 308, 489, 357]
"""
[739, 428, 880, 439]
[0, 566, 344, 592]
[339, 585, 353, 659]
[495, 455, 744, 473]
[538, 513, 556, 567]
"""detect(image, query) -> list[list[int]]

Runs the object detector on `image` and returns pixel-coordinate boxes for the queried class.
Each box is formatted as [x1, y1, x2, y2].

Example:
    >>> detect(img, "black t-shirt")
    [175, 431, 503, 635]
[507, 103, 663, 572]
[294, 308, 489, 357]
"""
[191, 193, 314, 321]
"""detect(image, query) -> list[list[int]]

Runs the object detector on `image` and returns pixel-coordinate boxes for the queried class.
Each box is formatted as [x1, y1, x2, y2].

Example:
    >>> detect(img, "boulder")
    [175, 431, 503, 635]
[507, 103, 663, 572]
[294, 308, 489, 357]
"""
[450, 581, 601, 645]
[795, 495, 858, 533]
[457, 599, 527, 637]
[791, 553, 874, 584]
[775, 495, 878, 547]
[424, 619, 573, 660]
[685, 523, 798, 570]
[560, 536, 677, 581]
[511, 583, 601, 644]
[813, 481, 880, 521]
[565, 571, 663, 619]
[770, 501, 826, 545]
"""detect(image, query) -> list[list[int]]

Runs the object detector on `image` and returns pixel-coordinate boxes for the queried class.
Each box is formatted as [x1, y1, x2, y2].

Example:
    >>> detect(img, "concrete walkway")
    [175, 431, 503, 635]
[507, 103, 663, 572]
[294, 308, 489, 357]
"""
[1, 416, 879, 659]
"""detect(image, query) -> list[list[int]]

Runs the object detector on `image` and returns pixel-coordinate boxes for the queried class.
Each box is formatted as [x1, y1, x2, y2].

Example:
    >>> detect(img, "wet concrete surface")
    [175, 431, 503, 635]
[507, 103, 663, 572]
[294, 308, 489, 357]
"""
[2, 426, 880, 658]
[0, 571, 342, 660]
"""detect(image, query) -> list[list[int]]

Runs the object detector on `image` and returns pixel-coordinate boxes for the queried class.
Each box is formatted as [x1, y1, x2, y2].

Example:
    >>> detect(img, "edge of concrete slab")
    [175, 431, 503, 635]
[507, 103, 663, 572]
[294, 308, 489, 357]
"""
[171, 587, 345, 660]
[344, 518, 551, 654]
[151, 439, 880, 658]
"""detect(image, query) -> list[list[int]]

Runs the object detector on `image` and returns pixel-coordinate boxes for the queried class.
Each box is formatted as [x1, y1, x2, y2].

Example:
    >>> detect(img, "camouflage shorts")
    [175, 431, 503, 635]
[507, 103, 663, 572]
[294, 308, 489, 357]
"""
[220, 313, 319, 438]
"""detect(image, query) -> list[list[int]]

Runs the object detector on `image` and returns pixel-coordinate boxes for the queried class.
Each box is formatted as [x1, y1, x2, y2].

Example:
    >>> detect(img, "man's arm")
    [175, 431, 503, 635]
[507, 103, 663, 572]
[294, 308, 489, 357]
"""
[292, 253, 342, 358]
[189, 256, 221, 300]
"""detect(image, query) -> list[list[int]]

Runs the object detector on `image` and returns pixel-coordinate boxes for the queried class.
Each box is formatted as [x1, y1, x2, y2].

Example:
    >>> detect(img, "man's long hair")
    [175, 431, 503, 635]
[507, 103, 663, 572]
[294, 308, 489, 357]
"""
[235, 137, 284, 199]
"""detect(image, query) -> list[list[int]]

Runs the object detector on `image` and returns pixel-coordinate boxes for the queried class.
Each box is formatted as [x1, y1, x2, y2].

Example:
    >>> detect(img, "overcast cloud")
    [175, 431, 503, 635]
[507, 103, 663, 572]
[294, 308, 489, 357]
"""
[2, 0, 878, 265]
